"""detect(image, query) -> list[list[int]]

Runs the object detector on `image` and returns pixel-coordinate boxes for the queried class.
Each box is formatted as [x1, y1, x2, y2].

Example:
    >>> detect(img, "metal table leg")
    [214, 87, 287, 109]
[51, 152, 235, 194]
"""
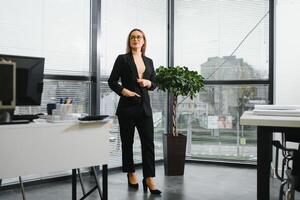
[257, 126, 272, 200]
[72, 169, 77, 200]
[73, 165, 108, 200]
[19, 176, 26, 200]
[77, 169, 86, 195]
[103, 165, 107, 200]
[92, 166, 103, 199]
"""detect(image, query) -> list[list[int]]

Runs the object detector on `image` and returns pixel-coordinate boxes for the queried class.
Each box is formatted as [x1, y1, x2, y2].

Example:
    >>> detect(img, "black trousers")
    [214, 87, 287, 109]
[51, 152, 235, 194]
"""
[117, 106, 155, 178]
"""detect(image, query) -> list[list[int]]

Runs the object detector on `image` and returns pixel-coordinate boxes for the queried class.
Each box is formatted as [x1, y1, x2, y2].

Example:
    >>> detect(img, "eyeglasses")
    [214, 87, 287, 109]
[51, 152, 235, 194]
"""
[130, 35, 143, 40]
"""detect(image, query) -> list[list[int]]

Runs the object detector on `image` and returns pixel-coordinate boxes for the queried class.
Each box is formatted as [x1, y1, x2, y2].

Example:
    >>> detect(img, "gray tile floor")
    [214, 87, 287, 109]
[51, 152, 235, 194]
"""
[0, 163, 299, 200]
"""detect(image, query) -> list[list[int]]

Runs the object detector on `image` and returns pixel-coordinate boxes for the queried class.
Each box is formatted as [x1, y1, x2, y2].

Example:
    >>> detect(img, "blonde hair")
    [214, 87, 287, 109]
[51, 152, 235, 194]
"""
[126, 28, 147, 56]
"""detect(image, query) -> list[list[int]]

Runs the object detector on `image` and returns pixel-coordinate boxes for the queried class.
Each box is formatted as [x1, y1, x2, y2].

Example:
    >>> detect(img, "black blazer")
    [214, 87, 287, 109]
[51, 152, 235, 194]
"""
[108, 53, 156, 117]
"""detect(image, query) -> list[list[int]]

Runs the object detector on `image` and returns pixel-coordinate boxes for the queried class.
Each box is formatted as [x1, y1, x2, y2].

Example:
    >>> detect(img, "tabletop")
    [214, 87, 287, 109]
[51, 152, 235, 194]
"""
[240, 111, 300, 128]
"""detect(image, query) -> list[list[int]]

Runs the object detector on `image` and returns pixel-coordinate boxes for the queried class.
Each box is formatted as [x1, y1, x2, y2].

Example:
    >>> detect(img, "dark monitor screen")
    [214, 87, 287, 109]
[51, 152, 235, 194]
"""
[0, 63, 15, 107]
[0, 54, 45, 106]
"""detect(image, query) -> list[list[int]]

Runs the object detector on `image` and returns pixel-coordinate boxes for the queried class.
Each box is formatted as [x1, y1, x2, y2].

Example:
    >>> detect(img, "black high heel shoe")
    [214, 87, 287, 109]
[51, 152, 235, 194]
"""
[142, 178, 161, 194]
[127, 174, 138, 189]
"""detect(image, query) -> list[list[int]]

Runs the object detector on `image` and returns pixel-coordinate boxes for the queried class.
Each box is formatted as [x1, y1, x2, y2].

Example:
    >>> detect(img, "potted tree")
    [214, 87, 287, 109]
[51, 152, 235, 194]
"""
[156, 66, 205, 175]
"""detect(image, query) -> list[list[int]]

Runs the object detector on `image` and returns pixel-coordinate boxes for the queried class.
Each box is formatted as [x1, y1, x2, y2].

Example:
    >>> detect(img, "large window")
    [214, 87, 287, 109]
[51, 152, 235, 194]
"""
[177, 84, 268, 161]
[0, 0, 90, 76]
[0, 0, 91, 115]
[15, 79, 91, 115]
[100, 0, 168, 167]
[174, 0, 270, 162]
[174, 0, 269, 80]
[0, 0, 273, 172]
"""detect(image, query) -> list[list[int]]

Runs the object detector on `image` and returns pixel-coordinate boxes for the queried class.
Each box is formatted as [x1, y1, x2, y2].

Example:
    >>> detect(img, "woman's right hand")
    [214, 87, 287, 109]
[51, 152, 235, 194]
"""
[121, 88, 141, 97]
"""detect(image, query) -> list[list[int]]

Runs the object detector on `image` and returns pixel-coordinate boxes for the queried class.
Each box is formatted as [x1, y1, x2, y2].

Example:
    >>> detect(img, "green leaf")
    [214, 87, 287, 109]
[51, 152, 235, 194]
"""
[155, 65, 205, 135]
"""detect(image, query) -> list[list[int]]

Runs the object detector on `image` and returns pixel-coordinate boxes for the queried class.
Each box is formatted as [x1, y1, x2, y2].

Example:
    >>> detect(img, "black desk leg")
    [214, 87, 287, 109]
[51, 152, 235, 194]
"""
[72, 169, 77, 200]
[19, 176, 26, 200]
[257, 126, 272, 200]
[77, 168, 86, 195]
[92, 166, 103, 199]
[102, 165, 108, 200]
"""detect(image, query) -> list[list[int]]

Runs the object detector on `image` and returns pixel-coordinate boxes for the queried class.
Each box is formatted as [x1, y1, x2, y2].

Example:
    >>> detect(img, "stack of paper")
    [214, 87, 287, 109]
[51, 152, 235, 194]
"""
[253, 105, 300, 116]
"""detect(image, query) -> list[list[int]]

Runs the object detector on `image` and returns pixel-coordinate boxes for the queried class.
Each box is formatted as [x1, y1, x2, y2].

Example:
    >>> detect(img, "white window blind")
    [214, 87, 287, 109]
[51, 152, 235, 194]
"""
[0, 0, 90, 75]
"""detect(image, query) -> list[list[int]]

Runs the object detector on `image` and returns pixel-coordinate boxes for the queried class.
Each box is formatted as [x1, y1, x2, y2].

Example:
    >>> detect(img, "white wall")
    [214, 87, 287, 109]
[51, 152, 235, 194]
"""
[275, 0, 300, 104]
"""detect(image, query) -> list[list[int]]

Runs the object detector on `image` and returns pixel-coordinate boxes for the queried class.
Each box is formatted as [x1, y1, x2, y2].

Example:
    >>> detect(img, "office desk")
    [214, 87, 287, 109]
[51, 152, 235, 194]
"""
[240, 111, 300, 200]
[0, 120, 110, 199]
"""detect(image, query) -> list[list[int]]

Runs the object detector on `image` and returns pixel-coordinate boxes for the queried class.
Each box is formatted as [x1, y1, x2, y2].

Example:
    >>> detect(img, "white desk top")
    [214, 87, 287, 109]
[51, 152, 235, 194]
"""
[240, 111, 300, 128]
[0, 119, 110, 130]
[0, 120, 111, 179]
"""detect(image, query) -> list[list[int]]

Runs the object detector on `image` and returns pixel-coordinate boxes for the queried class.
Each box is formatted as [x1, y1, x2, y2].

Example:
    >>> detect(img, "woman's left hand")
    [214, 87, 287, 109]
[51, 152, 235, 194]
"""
[137, 79, 151, 88]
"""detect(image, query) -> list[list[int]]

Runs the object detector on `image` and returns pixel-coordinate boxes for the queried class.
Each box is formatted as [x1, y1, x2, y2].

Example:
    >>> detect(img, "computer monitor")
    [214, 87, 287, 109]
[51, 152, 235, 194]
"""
[0, 54, 45, 106]
[0, 61, 16, 122]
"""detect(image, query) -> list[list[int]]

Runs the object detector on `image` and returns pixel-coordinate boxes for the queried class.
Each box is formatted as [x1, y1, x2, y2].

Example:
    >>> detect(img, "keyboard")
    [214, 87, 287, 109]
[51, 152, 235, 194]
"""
[78, 115, 109, 121]
[0, 120, 30, 125]
[12, 114, 40, 122]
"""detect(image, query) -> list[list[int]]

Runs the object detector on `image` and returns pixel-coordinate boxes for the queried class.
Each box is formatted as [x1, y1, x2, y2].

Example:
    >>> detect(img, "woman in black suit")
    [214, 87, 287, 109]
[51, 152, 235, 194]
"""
[108, 28, 161, 194]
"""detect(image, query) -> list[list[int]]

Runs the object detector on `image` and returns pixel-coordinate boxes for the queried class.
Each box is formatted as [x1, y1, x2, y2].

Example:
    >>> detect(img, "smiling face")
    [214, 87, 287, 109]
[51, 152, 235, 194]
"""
[129, 30, 145, 51]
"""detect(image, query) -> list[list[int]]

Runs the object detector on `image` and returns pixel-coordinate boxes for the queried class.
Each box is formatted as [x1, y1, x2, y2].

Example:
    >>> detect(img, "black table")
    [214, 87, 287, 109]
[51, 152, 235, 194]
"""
[241, 111, 300, 200]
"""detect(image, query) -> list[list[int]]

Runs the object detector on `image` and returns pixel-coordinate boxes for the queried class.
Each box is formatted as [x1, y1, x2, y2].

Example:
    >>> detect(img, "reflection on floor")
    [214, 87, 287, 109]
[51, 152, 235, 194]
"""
[0, 163, 299, 200]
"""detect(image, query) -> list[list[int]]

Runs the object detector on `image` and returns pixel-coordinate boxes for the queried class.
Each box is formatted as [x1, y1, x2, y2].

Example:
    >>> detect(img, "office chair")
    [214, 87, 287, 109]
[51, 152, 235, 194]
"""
[273, 132, 300, 200]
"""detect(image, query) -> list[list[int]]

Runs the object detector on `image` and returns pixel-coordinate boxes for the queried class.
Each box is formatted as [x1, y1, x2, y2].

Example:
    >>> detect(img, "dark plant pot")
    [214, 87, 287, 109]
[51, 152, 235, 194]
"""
[163, 133, 187, 176]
